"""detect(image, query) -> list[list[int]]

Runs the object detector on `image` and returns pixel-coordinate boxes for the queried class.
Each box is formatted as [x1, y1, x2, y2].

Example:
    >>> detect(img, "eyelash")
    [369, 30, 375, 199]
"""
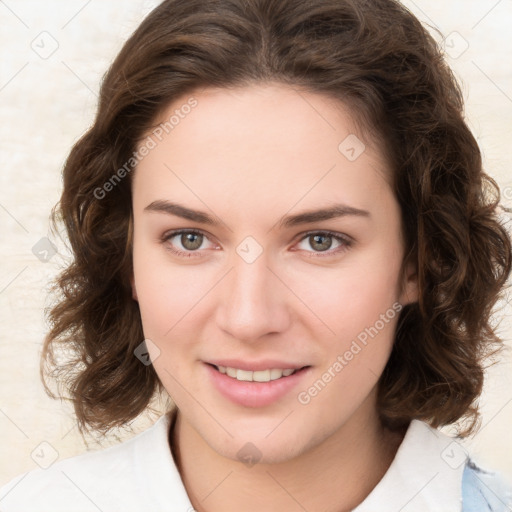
[160, 229, 353, 259]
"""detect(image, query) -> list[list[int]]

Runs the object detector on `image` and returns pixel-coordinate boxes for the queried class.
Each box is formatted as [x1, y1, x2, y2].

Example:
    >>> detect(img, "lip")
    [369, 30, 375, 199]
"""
[205, 359, 307, 372]
[205, 362, 311, 408]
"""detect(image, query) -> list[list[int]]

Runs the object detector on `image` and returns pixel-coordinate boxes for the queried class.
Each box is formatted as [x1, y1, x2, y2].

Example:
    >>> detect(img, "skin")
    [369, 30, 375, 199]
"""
[130, 83, 418, 512]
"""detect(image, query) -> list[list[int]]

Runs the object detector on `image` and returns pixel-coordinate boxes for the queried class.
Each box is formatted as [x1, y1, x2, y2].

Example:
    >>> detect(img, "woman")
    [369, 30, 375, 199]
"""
[1, 0, 511, 510]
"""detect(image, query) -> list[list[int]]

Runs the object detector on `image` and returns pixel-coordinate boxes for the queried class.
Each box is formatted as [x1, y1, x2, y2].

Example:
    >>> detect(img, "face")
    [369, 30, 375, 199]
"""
[131, 83, 417, 464]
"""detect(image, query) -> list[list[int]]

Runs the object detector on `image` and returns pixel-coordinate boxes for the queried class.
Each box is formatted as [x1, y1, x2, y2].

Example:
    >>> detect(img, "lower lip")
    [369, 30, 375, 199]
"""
[205, 363, 311, 408]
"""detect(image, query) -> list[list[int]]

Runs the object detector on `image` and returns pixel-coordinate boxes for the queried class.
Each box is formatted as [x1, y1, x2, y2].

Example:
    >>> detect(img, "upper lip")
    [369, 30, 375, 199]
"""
[205, 359, 309, 371]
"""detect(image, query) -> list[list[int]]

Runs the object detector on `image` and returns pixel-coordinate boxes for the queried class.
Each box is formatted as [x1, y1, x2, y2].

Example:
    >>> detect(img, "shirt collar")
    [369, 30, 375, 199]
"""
[352, 419, 466, 511]
[145, 413, 466, 512]
[133, 409, 194, 511]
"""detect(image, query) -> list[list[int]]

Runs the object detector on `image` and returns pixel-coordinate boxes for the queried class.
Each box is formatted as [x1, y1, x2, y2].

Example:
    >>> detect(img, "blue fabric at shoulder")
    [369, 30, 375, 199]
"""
[462, 459, 512, 512]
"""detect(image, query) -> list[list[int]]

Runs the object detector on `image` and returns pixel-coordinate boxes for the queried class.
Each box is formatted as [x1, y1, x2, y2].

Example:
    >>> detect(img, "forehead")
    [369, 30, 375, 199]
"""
[132, 83, 392, 226]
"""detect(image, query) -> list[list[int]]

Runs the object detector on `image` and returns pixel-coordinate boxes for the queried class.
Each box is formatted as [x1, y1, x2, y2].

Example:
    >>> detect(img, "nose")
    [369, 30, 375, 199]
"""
[214, 251, 291, 343]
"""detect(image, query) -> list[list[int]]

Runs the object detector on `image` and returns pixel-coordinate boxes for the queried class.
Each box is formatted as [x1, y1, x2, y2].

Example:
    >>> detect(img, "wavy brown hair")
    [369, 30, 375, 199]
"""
[41, 0, 512, 437]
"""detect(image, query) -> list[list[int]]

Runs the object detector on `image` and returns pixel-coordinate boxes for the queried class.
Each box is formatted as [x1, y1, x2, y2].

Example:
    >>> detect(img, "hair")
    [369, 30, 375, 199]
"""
[41, 0, 511, 437]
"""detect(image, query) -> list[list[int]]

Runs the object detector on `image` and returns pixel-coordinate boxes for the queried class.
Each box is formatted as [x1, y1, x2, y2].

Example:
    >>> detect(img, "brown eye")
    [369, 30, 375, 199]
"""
[308, 234, 333, 252]
[161, 229, 216, 258]
[294, 231, 353, 257]
[180, 232, 203, 251]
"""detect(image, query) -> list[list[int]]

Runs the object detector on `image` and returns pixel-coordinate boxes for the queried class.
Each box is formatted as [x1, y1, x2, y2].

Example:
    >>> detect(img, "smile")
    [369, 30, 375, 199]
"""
[206, 363, 311, 407]
[214, 365, 298, 382]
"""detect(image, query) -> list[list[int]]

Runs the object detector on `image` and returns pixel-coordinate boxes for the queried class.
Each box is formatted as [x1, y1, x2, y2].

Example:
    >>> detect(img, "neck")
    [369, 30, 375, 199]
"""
[170, 398, 405, 512]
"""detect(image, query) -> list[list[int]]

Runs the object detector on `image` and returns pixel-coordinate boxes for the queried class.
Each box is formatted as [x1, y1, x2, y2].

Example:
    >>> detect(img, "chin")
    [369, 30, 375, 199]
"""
[220, 436, 307, 466]
[199, 419, 320, 466]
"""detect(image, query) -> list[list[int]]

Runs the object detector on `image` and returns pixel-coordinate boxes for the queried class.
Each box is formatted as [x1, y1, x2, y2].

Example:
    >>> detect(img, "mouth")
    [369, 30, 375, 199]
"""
[204, 361, 312, 407]
[207, 363, 308, 382]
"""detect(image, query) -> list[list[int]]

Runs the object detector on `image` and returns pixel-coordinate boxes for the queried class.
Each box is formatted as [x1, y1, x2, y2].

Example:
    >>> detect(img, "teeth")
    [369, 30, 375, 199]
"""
[270, 368, 282, 380]
[237, 369, 253, 381]
[216, 365, 298, 382]
[253, 369, 270, 382]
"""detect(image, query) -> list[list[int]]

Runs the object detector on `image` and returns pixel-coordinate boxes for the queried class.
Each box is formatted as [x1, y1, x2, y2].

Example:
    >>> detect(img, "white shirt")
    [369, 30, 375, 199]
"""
[0, 412, 468, 511]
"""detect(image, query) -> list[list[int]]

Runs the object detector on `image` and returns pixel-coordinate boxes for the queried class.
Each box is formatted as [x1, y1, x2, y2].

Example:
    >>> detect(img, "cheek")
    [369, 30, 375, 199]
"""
[132, 257, 203, 397]
[291, 250, 402, 341]
[288, 244, 402, 402]
[133, 243, 208, 335]
[132, 245, 217, 399]
[298, 276, 400, 419]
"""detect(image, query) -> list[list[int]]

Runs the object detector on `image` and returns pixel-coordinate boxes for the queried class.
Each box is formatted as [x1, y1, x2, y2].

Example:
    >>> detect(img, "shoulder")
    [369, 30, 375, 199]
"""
[0, 432, 143, 512]
[0, 413, 180, 512]
[462, 459, 512, 512]
[352, 419, 512, 512]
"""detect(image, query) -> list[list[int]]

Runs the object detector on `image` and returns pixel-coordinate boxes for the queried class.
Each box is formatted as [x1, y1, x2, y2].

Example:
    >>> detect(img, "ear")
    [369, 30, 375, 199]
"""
[130, 273, 138, 302]
[399, 260, 418, 306]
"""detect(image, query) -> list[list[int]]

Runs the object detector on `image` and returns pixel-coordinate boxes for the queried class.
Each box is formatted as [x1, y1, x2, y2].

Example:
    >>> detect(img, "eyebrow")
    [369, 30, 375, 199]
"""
[143, 200, 371, 229]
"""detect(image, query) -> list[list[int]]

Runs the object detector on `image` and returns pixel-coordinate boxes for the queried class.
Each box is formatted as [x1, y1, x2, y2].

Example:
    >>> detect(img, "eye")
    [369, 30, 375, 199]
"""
[161, 229, 217, 258]
[294, 231, 352, 257]
[161, 229, 353, 259]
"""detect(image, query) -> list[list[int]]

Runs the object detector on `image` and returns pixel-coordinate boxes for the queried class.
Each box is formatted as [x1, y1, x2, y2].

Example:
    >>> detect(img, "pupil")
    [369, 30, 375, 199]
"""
[182, 233, 202, 250]
[311, 234, 331, 251]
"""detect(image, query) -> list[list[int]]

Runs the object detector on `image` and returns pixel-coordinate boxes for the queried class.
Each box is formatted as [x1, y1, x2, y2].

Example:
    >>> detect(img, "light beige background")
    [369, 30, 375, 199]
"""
[1, 0, 511, 488]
